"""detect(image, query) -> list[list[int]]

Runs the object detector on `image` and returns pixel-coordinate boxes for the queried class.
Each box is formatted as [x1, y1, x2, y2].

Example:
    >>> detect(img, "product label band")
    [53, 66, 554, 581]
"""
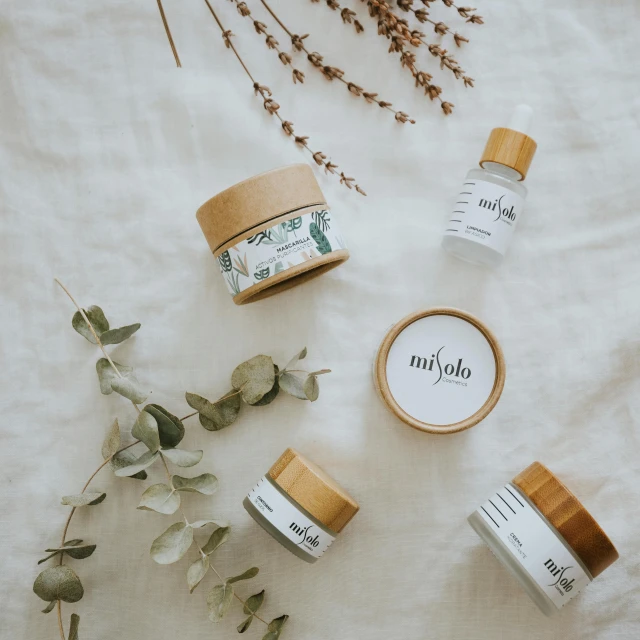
[247, 477, 335, 559]
[444, 179, 525, 256]
[477, 484, 591, 609]
[217, 209, 346, 297]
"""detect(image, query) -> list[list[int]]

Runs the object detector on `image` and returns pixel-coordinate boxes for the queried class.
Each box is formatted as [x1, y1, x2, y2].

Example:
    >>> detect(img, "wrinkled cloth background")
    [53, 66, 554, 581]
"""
[1, 0, 639, 638]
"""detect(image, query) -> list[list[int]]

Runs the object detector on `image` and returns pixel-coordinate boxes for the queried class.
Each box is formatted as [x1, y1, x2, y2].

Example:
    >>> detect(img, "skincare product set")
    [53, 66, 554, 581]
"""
[196, 106, 619, 617]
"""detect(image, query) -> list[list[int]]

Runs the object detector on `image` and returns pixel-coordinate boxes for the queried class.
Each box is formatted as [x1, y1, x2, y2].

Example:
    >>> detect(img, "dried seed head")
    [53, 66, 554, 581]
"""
[222, 30, 234, 48]
[322, 65, 344, 80]
[312, 151, 327, 165]
[415, 70, 432, 86]
[253, 21, 267, 35]
[395, 111, 415, 124]
[463, 75, 474, 87]
[467, 14, 484, 24]
[400, 50, 416, 68]
[327, 0, 340, 9]
[341, 8, 356, 23]
[307, 51, 324, 66]
[294, 135, 309, 146]
[453, 32, 469, 46]
[441, 101, 454, 115]
[362, 92, 378, 103]
[397, 0, 413, 11]
[347, 82, 363, 96]
[442, 0, 454, 6]
[292, 69, 305, 84]
[425, 84, 442, 99]
[457, 6, 476, 18]
[355, 185, 367, 196]
[415, 9, 428, 22]
[281, 121, 295, 136]
[355, 20, 364, 33]
[325, 161, 338, 174]
[291, 33, 309, 51]
[434, 21, 448, 35]
[279, 51, 292, 66]
[389, 35, 404, 53]
[236, 2, 250, 17]
[378, 100, 392, 108]
[265, 35, 279, 49]
[263, 98, 280, 114]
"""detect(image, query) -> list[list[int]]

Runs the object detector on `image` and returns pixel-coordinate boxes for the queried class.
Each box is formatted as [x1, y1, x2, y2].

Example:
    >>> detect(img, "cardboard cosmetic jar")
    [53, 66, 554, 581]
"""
[468, 462, 619, 616]
[373, 308, 506, 434]
[243, 448, 359, 563]
[196, 164, 349, 305]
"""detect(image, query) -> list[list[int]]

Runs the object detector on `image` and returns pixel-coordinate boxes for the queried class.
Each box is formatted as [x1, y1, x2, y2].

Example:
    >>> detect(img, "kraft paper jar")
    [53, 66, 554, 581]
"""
[243, 448, 359, 563]
[469, 462, 619, 616]
[373, 308, 506, 434]
[196, 164, 349, 305]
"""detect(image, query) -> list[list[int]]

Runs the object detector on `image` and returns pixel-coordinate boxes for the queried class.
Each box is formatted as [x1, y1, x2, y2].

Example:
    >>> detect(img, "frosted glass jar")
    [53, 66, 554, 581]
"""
[469, 462, 619, 616]
[244, 448, 359, 563]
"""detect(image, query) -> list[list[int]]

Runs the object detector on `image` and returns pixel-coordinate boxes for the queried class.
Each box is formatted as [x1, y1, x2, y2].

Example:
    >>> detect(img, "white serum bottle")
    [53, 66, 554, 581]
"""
[442, 105, 538, 267]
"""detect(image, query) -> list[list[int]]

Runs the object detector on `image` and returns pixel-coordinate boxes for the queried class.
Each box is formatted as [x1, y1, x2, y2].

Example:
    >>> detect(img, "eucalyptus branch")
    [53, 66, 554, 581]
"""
[203, 0, 366, 194]
[260, 0, 414, 124]
[35, 283, 297, 640]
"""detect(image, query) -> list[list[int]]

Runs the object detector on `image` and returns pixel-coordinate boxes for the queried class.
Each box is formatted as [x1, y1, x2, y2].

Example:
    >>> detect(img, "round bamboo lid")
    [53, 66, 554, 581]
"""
[196, 164, 326, 254]
[513, 462, 618, 578]
[374, 308, 506, 434]
[480, 127, 537, 181]
[268, 448, 359, 534]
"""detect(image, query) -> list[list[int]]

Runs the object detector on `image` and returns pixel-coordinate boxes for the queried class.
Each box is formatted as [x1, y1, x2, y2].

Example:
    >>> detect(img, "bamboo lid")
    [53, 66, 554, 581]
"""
[268, 448, 359, 534]
[196, 164, 326, 253]
[480, 127, 537, 181]
[374, 308, 506, 434]
[513, 462, 618, 578]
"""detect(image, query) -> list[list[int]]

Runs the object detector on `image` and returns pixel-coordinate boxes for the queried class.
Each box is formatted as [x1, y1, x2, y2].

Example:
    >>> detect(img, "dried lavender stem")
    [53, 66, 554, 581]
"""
[203, 0, 365, 194]
[260, 0, 414, 123]
[396, 0, 469, 46]
[156, 0, 182, 67]
[310, 0, 365, 33]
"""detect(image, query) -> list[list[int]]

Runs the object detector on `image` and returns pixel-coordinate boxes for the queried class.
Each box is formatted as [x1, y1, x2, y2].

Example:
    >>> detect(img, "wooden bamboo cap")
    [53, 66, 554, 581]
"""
[513, 462, 618, 578]
[196, 164, 326, 253]
[480, 128, 537, 181]
[268, 448, 359, 534]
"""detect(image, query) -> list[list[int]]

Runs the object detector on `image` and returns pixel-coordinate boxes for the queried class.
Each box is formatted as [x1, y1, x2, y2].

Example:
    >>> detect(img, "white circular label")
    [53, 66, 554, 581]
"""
[385, 314, 498, 426]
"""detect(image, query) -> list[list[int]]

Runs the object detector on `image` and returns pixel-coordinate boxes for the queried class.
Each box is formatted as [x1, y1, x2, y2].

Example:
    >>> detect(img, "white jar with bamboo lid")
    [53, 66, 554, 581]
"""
[243, 448, 359, 563]
[374, 308, 506, 434]
[469, 462, 619, 616]
[196, 164, 349, 305]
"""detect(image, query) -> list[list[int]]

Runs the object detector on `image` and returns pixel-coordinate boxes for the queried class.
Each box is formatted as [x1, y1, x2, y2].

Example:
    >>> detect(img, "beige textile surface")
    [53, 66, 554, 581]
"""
[1, 0, 639, 638]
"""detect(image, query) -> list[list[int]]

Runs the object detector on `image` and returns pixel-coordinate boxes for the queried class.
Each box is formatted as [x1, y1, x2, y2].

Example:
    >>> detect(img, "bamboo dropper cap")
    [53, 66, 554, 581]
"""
[479, 105, 537, 181]
[513, 462, 619, 578]
[269, 448, 359, 534]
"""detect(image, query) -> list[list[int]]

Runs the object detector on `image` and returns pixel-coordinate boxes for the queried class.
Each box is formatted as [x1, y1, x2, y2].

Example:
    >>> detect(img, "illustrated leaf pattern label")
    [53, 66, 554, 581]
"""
[217, 209, 347, 297]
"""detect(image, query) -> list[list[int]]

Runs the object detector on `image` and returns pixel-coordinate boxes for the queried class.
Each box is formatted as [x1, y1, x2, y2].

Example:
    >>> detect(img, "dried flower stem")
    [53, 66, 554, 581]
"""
[203, 0, 366, 194]
[260, 0, 414, 124]
[396, 0, 470, 46]
[156, 0, 182, 67]
[437, 0, 484, 24]
[232, 1, 305, 84]
[310, 0, 365, 33]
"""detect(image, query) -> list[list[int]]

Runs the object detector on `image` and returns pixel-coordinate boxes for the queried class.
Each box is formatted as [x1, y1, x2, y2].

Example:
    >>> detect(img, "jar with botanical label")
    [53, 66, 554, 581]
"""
[243, 448, 359, 563]
[468, 462, 619, 616]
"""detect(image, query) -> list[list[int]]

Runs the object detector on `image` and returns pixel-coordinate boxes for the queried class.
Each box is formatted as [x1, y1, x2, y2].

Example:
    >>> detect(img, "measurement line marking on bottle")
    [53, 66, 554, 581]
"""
[498, 493, 516, 514]
[460, 191, 472, 195]
[455, 201, 469, 204]
[445, 228, 459, 232]
[481, 506, 500, 528]
[463, 182, 476, 186]
[505, 485, 524, 507]
[489, 499, 507, 521]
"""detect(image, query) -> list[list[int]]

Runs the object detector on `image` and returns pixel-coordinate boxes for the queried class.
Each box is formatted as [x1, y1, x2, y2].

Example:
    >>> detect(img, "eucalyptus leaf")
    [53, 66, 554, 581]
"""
[72, 306, 109, 343]
[33, 566, 84, 603]
[101, 419, 120, 460]
[114, 450, 159, 477]
[207, 583, 234, 623]
[185, 391, 241, 431]
[262, 615, 289, 640]
[187, 555, 209, 593]
[100, 323, 141, 345]
[172, 473, 218, 495]
[39, 544, 96, 564]
[243, 590, 265, 615]
[190, 519, 227, 529]
[226, 567, 259, 584]
[110, 449, 148, 480]
[201, 526, 230, 555]
[41, 600, 56, 614]
[231, 355, 275, 404]
[68, 613, 80, 640]
[150, 522, 194, 565]
[62, 540, 83, 547]
[237, 615, 253, 633]
[61, 493, 106, 507]
[251, 365, 280, 406]
[303, 371, 331, 402]
[144, 404, 184, 448]
[161, 448, 203, 467]
[283, 347, 307, 371]
[131, 411, 160, 453]
[279, 371, 307, 400]
[137, 483, 180, 515]
[96, 359, 147, 404]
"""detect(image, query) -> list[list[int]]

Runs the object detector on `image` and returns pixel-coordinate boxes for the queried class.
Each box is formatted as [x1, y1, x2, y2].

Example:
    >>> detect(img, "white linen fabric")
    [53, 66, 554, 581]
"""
[1, 1, 639, 638]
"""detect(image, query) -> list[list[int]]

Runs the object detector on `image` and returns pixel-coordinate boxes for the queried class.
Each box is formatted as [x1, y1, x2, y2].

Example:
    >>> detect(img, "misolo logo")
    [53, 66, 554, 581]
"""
[289, 522, 321, 550]
[544, 559, 575, 595]
[479, 194, 516, 223]
[409, 347, 471, 385]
